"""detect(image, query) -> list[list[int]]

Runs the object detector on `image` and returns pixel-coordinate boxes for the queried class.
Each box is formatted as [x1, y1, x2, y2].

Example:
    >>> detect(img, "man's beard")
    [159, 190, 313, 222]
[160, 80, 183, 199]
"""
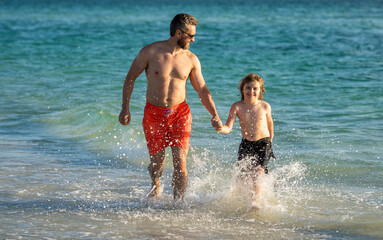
[177, 39, 190, 50]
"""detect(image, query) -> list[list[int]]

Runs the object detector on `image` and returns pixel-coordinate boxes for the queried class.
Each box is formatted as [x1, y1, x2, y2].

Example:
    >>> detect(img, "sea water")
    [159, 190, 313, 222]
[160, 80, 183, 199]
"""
[1, 0, 382, 239]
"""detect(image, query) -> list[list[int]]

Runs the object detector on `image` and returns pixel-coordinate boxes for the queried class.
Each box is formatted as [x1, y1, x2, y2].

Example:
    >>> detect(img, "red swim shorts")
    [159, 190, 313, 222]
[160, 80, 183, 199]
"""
[142, 101, 192, 155]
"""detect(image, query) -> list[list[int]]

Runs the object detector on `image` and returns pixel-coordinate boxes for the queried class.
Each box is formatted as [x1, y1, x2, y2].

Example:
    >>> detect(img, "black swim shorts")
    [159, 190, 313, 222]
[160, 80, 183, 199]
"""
[237, 137, 275, 174]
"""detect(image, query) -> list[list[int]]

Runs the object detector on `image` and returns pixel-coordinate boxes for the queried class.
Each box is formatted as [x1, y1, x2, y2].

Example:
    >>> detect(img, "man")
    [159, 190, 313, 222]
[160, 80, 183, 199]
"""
[119, 13, 222, 202]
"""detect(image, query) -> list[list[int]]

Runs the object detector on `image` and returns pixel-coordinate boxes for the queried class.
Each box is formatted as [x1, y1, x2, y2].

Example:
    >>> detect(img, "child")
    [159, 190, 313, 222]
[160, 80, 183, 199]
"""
[218, 73, 275, 210]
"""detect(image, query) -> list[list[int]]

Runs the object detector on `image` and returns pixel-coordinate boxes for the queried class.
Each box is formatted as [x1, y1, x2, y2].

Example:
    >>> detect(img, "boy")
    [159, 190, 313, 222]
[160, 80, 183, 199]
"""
[217, 73, 275, 210]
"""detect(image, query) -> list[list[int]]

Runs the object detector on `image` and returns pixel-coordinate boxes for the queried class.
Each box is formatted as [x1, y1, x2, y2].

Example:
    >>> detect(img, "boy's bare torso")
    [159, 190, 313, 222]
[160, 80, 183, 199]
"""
[235, 101, 271, 141]
[144, 41, 194, 108]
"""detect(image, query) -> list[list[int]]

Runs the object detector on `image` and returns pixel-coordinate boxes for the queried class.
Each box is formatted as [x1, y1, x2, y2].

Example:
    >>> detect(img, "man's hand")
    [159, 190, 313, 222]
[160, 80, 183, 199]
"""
[119, 109, 131, 125]
[211, 115, 222, 131]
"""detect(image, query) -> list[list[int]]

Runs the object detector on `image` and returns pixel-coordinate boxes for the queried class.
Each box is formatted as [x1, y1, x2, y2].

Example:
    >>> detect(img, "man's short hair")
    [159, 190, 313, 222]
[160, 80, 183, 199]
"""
[170, 13, 198, 36]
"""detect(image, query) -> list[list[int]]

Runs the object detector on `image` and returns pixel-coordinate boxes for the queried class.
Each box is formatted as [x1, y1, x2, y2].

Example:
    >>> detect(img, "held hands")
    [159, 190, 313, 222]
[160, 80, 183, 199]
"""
[119, 109, 131, 125]
[212, 116, 230, 134]
[211, 115, 223, 132]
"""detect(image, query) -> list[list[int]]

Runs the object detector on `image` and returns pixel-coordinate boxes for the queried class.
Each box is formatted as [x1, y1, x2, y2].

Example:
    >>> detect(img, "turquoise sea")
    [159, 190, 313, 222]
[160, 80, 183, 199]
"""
[1, 0, 382, 239]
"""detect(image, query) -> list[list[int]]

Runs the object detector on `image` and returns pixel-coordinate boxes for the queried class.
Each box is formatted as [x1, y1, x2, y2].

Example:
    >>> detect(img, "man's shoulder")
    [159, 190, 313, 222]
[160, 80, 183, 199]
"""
[185, 49, 197, 57]
[137, 41, 168, 61]
[141, 41, 166, 52]
[186, 50, 199, 66]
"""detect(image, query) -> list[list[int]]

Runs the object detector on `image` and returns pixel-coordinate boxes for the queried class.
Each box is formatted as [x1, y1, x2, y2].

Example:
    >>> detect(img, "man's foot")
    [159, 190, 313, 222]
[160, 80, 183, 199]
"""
[147, 179, 161, 200]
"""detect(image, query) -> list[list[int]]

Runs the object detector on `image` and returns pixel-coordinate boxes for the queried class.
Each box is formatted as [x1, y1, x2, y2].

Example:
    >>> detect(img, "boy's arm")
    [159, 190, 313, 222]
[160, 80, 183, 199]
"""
[218, 103, 238, 134]
[266, 103, 274, 142]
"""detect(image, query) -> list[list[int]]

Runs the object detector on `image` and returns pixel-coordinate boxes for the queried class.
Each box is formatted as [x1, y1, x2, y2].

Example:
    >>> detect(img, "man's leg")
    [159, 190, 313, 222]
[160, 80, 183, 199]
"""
[147, 148, 165, 199]
[171, 146, 188, 201]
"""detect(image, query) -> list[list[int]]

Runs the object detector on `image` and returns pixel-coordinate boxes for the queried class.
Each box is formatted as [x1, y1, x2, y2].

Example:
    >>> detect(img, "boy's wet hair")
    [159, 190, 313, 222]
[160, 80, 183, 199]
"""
[238, 73, 266, 100]
[170, 13, 198, 36]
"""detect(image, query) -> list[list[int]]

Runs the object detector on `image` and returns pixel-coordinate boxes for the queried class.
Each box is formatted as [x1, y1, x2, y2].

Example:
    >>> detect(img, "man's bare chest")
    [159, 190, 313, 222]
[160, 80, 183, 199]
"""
[148, 53, 192, 80]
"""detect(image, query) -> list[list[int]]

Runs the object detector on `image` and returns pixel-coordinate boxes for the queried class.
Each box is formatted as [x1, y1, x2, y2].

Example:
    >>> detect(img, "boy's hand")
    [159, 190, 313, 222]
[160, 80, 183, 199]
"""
[217, 125, 230, 134]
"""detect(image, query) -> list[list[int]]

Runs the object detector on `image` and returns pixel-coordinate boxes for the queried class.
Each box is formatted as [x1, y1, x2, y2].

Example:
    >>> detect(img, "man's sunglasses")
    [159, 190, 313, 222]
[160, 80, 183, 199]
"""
[179, 28, 195, 38]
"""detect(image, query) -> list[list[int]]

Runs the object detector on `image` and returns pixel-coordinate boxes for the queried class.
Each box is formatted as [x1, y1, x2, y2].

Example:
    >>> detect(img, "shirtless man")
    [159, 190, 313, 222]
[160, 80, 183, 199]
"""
[119, 13, 222, 202]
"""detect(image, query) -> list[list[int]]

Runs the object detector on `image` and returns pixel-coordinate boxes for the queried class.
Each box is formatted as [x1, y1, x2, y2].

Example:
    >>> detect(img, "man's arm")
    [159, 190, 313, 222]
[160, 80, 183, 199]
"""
[189, 55, 222, 129]
[119, 47, 148, 125]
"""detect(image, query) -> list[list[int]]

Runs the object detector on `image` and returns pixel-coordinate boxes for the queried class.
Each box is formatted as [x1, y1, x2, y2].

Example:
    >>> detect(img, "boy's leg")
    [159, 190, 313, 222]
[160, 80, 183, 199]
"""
[251, 167, 265, 210]
[147, 148, 166, 199]
[171, 146, 188, 201]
